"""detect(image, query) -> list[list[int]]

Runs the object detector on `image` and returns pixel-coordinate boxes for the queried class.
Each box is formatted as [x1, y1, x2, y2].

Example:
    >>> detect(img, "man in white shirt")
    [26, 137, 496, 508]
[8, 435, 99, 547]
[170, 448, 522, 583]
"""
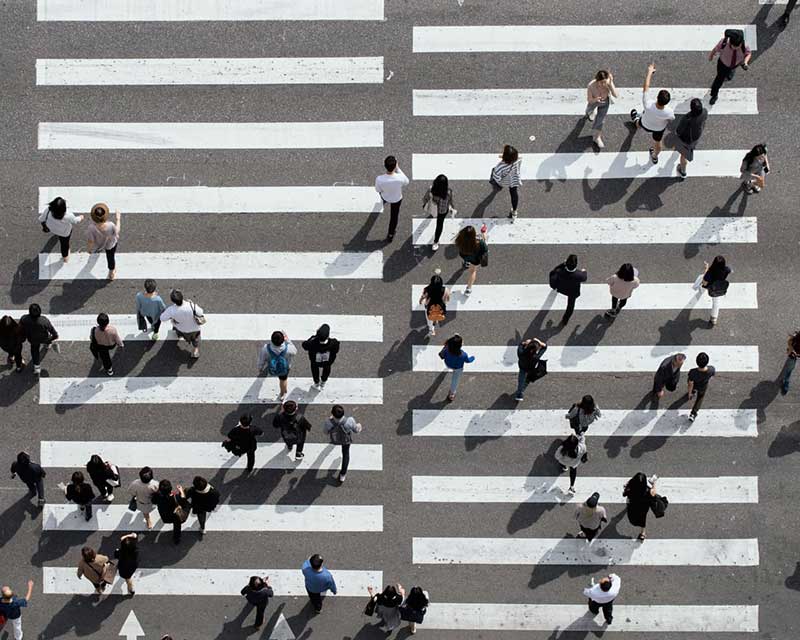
[374, 155, 409, 243]
[583, 573, 621, 625]
[629, 63, 675, 165]
[159, 289, 203, 359]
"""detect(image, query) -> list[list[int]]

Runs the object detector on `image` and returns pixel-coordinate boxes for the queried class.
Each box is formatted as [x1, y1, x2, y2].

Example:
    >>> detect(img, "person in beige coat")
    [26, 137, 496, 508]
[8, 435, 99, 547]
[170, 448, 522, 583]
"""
[605, 263, 640, 318]
[77, 546, 113, 594]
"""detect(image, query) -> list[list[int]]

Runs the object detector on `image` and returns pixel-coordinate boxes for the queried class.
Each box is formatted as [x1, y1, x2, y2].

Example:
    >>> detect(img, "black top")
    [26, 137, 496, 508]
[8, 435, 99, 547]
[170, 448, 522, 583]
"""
[423, 285, 447, 313]
[19, 314, 58, 344]
[226, 425, 264, 453]
[185, 486, 221, 514]
[241, 584, 274, 606]
[688, 366, 716, 393]
[653, 355, 682, 386]
[86, 460, 118, 488]
[273, 412, 312, 441]
[301, 336, 340, 366]
[11, 459, 45, 483]
[551, 264, 587, 298]
[0, 322, 25, 353]
[114, 545, 139, 577]
[66, 482, 95, 505]
[703, 265, 731, 286]
[676, 111, 707, 145]
[153, 491, 190, 523]
[517, 343, 547, 371]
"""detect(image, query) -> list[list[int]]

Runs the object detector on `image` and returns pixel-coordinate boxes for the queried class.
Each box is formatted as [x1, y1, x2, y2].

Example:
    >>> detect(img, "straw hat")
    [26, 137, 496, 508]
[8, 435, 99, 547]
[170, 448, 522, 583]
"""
[90, 203, 110, 224]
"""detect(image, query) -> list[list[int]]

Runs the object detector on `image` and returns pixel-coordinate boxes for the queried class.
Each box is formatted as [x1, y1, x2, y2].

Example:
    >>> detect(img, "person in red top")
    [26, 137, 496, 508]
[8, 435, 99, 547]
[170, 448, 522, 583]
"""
[708, 31, 752, 105]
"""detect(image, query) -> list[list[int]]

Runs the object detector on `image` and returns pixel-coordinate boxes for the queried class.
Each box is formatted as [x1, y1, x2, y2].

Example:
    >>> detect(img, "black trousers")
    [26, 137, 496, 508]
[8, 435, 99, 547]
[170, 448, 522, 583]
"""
[245, 449, 256, 472]
[690, 390, 706, 416]
[171, 520, 182, 543]
[569, 466, 577, 487]
[30, 342, 45, 365]
[253, 602, 267, 627]
[580, 525, 601, 541]
[58, 233, 71, 258]
[387, 200, 402, 238]
[710, 59, 736, 97]
[785, 0, 797, 17]
[105, 245, 117, 271]
[286, 429, 307, 455]
[91, 343, 115, 370]
[433, 213, 447, 243]
[588, 598, 614, 622]
[490, 179, 519, 210]
[610, 297, 628, 312]
[310, 362, 332, 384]
[307, 590, 324, 611]
[561, 295, 578, 324]
[79, 502, 93, 521]
[340, 443, 351, 476]
[3, 345, 23, 368]
[25, 478, 45, 500]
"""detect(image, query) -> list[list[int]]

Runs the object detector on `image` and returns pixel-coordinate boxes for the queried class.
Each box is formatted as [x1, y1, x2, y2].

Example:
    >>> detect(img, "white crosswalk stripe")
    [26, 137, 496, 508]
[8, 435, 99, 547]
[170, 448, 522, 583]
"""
[412, 537, 759, 566]
[412, 217, 757, 245]
[38, 251, 384, 279]
[411, 283, 758, 311]
[413, 24, 758, 53]
[414, 88, 758, 116]
[0, 311, 383, 342]
[412, 345, 759, 373]
[39, 377, 384, 405]
[412, 409, 758, 437]
[412, 476, 759, 504]
[44, 504, 383, 532]
[42, 441, 383, 471]
[39, 121, 384, 150]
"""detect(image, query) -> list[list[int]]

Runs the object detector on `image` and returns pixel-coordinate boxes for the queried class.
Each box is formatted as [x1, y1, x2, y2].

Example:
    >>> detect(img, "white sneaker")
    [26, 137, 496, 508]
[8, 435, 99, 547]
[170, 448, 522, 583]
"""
[432, 243, 439, 251]
[338, 473, 346, 484]
[107, 493, 115, 502]
[319, 380, 326, 389]
[33, 365, 41, 375]
[51, 342, 61, 354]
[594, 136, 605, 149]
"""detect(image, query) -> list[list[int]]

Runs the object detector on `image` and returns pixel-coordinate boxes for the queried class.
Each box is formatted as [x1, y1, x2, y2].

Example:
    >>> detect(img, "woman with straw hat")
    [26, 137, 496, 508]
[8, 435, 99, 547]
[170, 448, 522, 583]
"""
[86, 203, 121, 280]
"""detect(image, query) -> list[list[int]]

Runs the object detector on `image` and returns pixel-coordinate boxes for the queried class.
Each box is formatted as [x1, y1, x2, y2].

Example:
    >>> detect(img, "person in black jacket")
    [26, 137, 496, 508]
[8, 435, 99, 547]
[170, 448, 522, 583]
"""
[652, 353, 686, 398]
[674, 98, 707, 179]
[272, 400, 312, 461]
[0, 315, 26, 372]
[224, 414, 264, 474]
[114, 533, 138, 595]
[11, 451, 46, 506]
[550, 254, 587, 326]
[152, 479, 189, 544]
[64, 471, 95, 521]
[19, 303, 59, 374]
[86, 455, 120, 502]
[240, 576, 273, 630]
[514, 338, 547, 402]
[185, 476, 220, 536]
[301, 324, 340, 390]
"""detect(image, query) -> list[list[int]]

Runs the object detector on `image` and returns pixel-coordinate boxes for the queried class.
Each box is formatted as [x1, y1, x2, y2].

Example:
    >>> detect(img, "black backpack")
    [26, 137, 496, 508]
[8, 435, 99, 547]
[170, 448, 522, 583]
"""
[723, 28, 745, 48]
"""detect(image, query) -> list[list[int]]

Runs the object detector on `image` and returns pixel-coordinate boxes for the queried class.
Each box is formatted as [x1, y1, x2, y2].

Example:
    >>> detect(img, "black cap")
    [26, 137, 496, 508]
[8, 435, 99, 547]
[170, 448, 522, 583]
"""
[586, 492, 600, 508]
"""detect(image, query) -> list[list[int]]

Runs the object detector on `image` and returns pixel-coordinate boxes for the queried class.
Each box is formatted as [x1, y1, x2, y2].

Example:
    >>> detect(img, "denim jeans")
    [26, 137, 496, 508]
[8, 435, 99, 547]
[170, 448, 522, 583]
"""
[781, 356, 797, 392]
[450, 367, 464, 395]
[515, 369, 528, 397]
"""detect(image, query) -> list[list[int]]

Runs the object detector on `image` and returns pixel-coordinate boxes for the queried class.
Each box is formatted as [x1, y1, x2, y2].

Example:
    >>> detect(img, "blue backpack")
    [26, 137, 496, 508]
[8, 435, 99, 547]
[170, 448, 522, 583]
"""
[267, 343, 290, 377]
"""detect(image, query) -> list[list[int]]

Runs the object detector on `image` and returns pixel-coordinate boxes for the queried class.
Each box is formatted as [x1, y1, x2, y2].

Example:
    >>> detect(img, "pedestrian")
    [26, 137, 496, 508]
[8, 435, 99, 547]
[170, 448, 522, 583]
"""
[301, 324, 340, 390]
[185, 476, 220, 537]
[693, 255, 731, 327]
[782, 0, 797, 26]
[576, 492, 607, 541]
[565, 395, 601, 435]
[224, 414, 264, 474]
[152, 480, 190, 545]
[629, 64, 674, 164]
[455, 224, 488, 294]
[583, 573, 621, 625]
[399, 586, 430, 634]
[554, 433, 587, 494]
[514, 337, 547, 401]
[585, 70, 618, 150]
[258, 330, 297, 401]
[549, 254, 587, 326]
[687, 352, 715, 423]
[76, 546, 113, 595]
[605, 263, 640, 318]
[780, 330, 800, 395]
[85, 454, 120, 502]
[302, 554, 337, 613]
[0, 315, 26, 372]
[438, 334, 475, 401]
[708, 29, 751, 105]
[740, 144, 770, 194]
[674, 98, 707, 179]
[86, 203, 121, 280]
[374, 155, 409, 242]
[38, 196, 84, 263]
[652, 353, 687, 398]
[272, 400, 312, 461]
[159, 289, 203, 359]
[64, 470, 95, 522]
[367, 584, 405, 632]
[419, 270, 450, 338]
[89, 313, 124, 375]
[113, 533, 138, 595]
[0, 580, 33, 640]
[240, 576, 273, 630]
[10, 451, 46, 506]
[135, 279, 166, 341]
[422, 174, 457, 251]
[128, 466, 159, 530]
[19, 303, 59, 375]
[623, 472, 656, 540]
[323, 405, 363, 484]
[490, 144, 522, 220]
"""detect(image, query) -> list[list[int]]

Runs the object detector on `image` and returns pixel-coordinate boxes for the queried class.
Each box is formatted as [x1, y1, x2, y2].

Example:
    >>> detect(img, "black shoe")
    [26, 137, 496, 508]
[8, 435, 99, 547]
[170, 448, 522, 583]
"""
[782, 14, 790, 27]
[385, 234, 394, 242]
[709, 95, 718, 106]
[630, 108, 638, 121]
[605, 617, 613, 625]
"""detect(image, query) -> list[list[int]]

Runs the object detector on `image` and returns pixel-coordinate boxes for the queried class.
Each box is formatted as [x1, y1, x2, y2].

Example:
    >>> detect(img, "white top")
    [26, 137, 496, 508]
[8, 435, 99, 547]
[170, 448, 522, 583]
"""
[375, 169, 409, 204]
[160, 301, 203, 333]
[640, 93, 675, 132]
[38, 206, 82, 238]
[583, 573, 621, 603]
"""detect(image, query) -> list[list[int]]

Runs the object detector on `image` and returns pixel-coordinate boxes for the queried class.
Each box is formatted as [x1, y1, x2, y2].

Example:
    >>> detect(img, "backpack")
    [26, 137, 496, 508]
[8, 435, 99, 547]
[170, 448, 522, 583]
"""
[328, 419, 352, 446]
[267, 343, 289, 377]
[549, 266, 562, 290]
[723, 28, 745, 49]
[427, 303, 446, 323]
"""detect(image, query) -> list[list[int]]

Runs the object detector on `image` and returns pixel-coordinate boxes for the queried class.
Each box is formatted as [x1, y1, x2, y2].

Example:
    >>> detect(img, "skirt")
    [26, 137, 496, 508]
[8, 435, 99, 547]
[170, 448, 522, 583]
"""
[626, 499, 649, 528]
[673, 137, 696, 162]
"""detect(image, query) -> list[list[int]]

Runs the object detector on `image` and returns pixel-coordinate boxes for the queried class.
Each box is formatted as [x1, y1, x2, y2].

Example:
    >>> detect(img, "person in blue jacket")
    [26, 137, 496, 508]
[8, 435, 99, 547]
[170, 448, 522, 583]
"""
[302, 554, 337, 613]
[439, 334, 475, 401]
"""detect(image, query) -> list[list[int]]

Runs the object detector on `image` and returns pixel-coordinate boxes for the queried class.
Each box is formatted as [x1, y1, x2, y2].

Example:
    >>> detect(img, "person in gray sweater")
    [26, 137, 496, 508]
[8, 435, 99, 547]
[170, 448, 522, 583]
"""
[323, 405, 362, 484]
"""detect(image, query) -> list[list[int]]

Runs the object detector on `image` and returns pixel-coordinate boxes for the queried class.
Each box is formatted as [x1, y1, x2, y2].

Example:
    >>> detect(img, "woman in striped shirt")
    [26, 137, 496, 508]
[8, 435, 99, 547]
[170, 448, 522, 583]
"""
[490, 145, 522, 220]
[421, 174, 456, 251]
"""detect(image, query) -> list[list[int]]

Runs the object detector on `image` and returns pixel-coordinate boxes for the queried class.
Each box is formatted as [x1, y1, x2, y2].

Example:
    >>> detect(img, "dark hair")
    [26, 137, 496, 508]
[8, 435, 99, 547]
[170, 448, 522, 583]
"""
[49, 197, 67, 219]
[565, 254, 578, 270]
[331, 405, 345, 420]
[707, 255, 727, 281]
[689, 98, 704, 117]
[0, 315, 17, 334]
[283, 400, 298, 415]
[309, 554, 324, 570]
[561, 434, 581, 458]
[71, 471, 85, 484]
[384, 155, 397, 172]
[316, 324, 330, 341]
[727, 30, 744, 47]
[579, 394, 596, 414]
[628, 472, 649, 496]
[120, 535, 138, 555]
[377, 585, 403, 607]
[616, 263, 635, 281]
[144, 279, 157, 294]
[192, 476, 208, 491]
[16, 451, 31, 465]
[81, 546, 96, 562]
[446, 334, 463, 356]
[425, 274, 445, 302]
[239, 413, 253, 426]
[88, 454, 103, 468]
[656, 89, 671, 106]
[501, 144, 519, 164]
[248, 576, 264, 590]
[270, 331, 284, 346]
[28, 303, 42, 318]
[696, 352, 709, 367]
[405, 586, 429, 609]
[600, 578, 613, 592]
[431, 174, 449, 199]
[158, 479, 172, 494]
[139, 466, 153, 482]
[594, 69, 609, 82]
[743, 144, 767, 166]
[454, 225, 479, 256]
[170, 289, 184, 305]
[96, 313, 109, 329]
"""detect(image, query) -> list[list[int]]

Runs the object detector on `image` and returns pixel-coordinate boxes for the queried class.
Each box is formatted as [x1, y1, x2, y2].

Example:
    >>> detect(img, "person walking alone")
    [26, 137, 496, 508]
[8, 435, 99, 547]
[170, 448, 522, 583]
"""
[301, 324, 339, 390]
[323, 405, 362, 484]
[740, 144, 770, 194]
[674, 98, 707, 179]
[576, 492, 607, 541]
[76, 546, 113, 595]
[258, 330, 297, 401]
[11, 451, 46, 506]
[19, 303, 59, 375]
[128, 466, 159, 530]
[185, 476, 220, 537]
[422, 174, 456, 251]
[86, 203, 121, 280]
[301, 554, 337, 613]
[0, 581, 33, 640]
[652, 353, 686, 398]
[224, 414, 264, 474]
[85, 454, 120, 502]
[159, 289, 203, 359]
[438, 334, 475, 401]
[708, 30, 751, 105]
[605, 263, 640, 318]
[585, 70, 618, 150]
[64, 470, 95, 521]
[514, 338, 547, 401]
[624, 472, 657, 540]
[135, 279, 166, 341]
[693, 255, 731, 327]
[114, 533, 138, 595]
[374, 155, 409, 242]
[455, 224, 488, 295]
[0, 315, 25, 372]
[550, 254, 587, 327]
[419, 270, 450, 338]
[273, 400, 312, 461]
[38, 196, 84, 263]
[490, 144, 522, 220]
[780, 331, 800, 395]
[566, 395, 601, 435]
[687, 352, 715, 423]
[89, 313, 124, 376]
[554, 433, 587, 494]
[240, 576, 273, 630]
[152, 479, 190, 545]
[629, 64, 675, 164]
[583, 573, 621, 625]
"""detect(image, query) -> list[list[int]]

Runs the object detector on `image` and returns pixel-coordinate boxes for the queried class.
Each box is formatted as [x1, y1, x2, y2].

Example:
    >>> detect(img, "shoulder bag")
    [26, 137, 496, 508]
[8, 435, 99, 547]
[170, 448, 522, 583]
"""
[707, 279, 729, 297]
[173, 495, 190, 523]
[399, 605, 426, 623]
[363, 596, 377, 617]
[41, 210, 50, 233]
[190, 301, 207, 325]
[526, 359, 548, 383]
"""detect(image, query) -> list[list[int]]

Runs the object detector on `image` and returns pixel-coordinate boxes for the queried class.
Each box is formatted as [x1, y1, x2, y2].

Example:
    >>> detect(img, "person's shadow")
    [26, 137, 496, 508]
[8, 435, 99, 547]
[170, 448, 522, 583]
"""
[581, 120, 638, 210]
[9, 236, 58, 304]
[37, 592, 124, 638]
[768, 421, 800, 458]
[0, 494, 40, 549]
[785, 562, 800, 591]
[750, 3, 786, 65]
[507, 440, 566, 533]
[683, 184, 749, 259]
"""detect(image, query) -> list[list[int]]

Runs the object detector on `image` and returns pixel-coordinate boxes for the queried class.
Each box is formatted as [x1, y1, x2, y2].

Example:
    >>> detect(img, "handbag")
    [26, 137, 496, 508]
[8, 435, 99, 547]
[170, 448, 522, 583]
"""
[41, 210, 50, 233]
[707, 279, 729, 298]
[399, 605, 426, 623]
[479, 249, 488, 268]
[101, 561, 118, 585]
[136, 312, 148, 331]
[173, 496, 190, 523]
[89, 327, 99, 358]
[363, 596, 377, 617]
[106, 463, 121, 488]
[190, 301, 206, 325]
[526, 359, 547, 383]
[651, 494, 669, 518]
[128, 496, 138, 512]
